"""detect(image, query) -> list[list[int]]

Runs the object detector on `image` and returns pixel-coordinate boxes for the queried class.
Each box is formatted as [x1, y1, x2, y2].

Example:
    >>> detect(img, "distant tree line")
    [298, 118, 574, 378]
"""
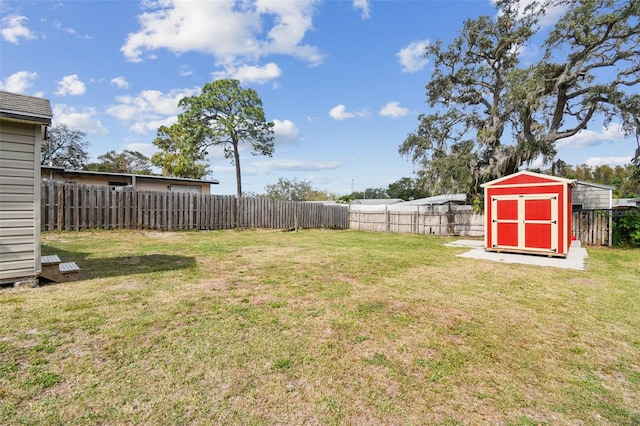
[42, 123, 157, 175]
[544, 160, 639, 198]
[261, 177, 430, 202]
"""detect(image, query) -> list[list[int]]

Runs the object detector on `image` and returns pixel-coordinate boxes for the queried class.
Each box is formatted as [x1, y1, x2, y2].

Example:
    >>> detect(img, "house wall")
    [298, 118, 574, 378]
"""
[572, 184, 612, 210]
[0, 120, 42, 282]
[136, 180, 210, 194]
[43, 171, 129, 187]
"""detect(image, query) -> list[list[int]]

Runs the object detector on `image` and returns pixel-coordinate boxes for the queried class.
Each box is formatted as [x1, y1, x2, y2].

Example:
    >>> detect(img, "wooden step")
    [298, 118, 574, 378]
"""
[41, 255, 62, 265]
[40, 256, 81, 283]
[59, 262, 80, 273]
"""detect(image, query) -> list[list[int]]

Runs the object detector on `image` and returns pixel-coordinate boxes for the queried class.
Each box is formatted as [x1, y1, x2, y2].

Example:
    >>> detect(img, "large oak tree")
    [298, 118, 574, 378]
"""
[400, 0, 639, 195]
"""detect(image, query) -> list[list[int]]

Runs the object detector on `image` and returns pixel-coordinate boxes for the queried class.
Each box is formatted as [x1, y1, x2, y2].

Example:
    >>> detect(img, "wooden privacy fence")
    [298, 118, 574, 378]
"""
[571, 209, 625, 247]
[349, 204, 484, 237]
[40, 181, 616, 246]
[41, 181, 349, 231]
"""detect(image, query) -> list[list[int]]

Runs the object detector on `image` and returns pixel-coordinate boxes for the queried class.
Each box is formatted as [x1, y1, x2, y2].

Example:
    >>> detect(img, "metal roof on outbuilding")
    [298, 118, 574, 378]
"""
[351, 198, 405, 205]
[41, 166, 220, 185]
[613, 198, 640, 209]
[404, 193, 467, 205]
[575, 180, 616, 191]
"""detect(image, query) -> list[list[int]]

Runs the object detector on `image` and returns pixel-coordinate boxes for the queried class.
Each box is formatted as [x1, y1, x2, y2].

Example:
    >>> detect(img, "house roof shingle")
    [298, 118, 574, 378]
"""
[0, 91, 53, 124]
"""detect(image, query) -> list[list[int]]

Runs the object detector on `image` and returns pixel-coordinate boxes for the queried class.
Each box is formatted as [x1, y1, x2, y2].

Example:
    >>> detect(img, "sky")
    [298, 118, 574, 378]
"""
[1, 0, 636, 196]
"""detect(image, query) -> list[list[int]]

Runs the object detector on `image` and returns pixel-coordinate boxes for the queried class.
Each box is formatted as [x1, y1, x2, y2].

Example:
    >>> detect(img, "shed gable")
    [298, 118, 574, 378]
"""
[481, 170, 574, 188]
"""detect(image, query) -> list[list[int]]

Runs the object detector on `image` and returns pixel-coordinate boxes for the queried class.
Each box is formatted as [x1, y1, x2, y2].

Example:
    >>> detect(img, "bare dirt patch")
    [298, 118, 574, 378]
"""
[570, 277, 599, 286]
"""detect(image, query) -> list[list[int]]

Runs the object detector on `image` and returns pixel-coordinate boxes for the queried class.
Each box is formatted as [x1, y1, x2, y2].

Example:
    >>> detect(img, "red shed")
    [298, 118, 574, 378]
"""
[481, 171, 576, 257]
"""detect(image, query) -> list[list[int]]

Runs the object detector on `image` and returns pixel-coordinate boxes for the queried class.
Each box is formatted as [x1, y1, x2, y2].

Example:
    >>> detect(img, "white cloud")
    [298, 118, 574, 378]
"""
[523, 155, 547, 170]
[492, 0, 568, 27]
[248, 158, 341, 173]
[556, 125, 625, 149]
[123, 142, 157, 158]
[329, 104, 354, 121]
[179, 65, 193, 77]
[107, 89, 194, 119]
[397, 40, 429, 73]
[130, 116, 177, 134]
[1, 15, 37, 44]
[353, 0, 370, 19]
[213, 62, 281, 84]
[584, 156, 632, 168]
[329, 104, 368, 121]
[0, 70, 38, 94]
[106, 88, 198, 133]
[272, 119, 299, 144]
[55, 74, 86, 96]
[110, 76, 129, 89]
[53, 104, 108, 134]
[379, 101, 409, 118]
[121, 0, 324, 67]
[52, 20, 90, 39]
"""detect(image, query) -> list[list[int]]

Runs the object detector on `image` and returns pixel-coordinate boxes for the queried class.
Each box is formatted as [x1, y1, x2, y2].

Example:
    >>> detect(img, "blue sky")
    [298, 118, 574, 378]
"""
[1, 0, 635, 196]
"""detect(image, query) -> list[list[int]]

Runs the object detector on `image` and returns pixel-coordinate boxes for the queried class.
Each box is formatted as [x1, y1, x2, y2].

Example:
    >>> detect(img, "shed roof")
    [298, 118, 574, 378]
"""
[481, 170, 576, 188]
[0, 91, 52, 124]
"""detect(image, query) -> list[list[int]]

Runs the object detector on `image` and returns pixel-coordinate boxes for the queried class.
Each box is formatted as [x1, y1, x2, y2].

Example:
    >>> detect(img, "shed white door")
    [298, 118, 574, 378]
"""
[491, 194, 558, 253]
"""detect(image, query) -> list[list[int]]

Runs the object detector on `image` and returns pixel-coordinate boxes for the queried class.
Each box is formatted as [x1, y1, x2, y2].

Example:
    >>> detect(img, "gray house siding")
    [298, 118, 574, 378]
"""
[0, 122, 43, 282]
[571, 181, 614, 210]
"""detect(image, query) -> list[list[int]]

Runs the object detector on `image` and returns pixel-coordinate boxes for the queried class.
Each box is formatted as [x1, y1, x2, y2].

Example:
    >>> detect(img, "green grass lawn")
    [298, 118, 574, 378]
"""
[1, 229, 639, 425]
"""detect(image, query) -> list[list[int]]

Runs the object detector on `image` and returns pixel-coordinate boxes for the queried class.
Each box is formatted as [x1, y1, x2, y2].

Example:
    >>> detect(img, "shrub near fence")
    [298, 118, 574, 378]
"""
[41, 181, 349, 231]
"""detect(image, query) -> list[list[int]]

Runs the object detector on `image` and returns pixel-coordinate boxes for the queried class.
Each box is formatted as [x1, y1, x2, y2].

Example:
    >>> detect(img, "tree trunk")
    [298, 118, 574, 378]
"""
[234, 146, 242, 198]
[233, 141, 242, 228]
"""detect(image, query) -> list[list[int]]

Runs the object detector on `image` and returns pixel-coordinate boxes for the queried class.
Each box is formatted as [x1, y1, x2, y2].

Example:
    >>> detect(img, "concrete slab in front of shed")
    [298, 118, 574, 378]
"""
[444, 240, 484, 248]
[451, 241, 587, 270]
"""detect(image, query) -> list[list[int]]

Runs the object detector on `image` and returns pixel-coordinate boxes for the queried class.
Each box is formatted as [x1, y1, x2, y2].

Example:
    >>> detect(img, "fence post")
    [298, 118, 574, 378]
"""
[385, 205, 389, 233]
[608, 212, 612, 247]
